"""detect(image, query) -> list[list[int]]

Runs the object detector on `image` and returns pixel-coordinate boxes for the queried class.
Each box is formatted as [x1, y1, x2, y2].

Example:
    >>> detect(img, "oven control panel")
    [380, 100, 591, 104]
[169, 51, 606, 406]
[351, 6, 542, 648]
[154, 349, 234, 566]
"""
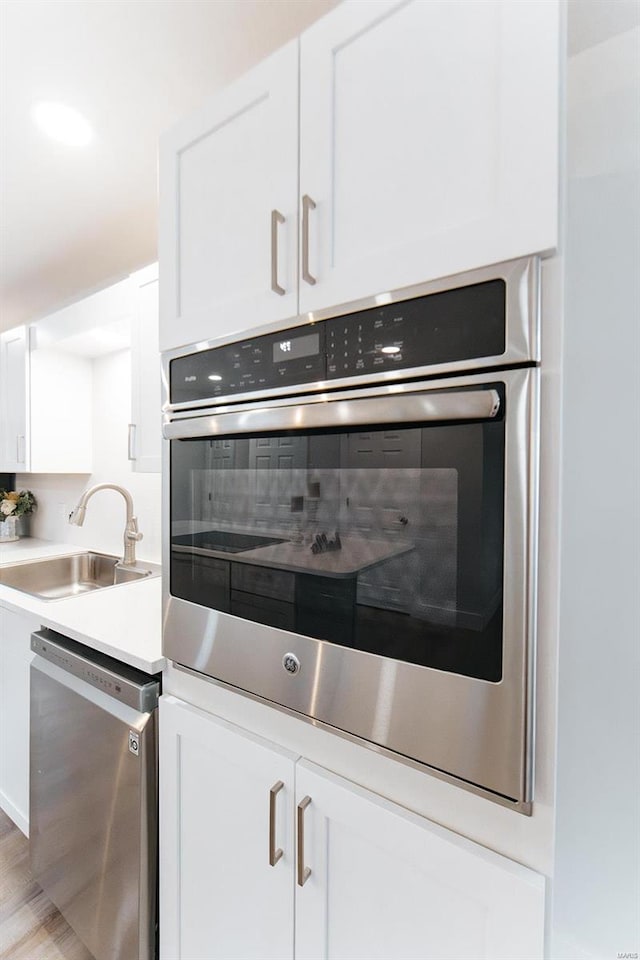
[170, 278, 506, 405]
[170, 326, 326, 405]
[325, 279, 505, 379]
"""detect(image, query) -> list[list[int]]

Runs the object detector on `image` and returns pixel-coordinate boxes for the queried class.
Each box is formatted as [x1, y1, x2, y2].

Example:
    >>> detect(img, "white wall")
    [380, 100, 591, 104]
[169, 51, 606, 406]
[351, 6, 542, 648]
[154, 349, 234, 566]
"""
[551, 14, 640, 960]
[17, 348, 161, 563]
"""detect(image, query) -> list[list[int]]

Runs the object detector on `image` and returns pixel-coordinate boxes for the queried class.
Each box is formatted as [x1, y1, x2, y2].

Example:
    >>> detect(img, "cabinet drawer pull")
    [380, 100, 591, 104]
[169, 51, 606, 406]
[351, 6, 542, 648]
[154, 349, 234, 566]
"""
[269, 780, 284, 866]
[271, 210, 286, 296]
[297, 795, 312, 886]
[301, 195, 316, 286]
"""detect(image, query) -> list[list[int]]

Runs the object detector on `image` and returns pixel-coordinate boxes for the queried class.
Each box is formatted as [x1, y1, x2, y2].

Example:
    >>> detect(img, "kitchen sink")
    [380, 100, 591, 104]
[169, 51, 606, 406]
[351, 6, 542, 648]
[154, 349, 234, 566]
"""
[0, 552, 161, 601]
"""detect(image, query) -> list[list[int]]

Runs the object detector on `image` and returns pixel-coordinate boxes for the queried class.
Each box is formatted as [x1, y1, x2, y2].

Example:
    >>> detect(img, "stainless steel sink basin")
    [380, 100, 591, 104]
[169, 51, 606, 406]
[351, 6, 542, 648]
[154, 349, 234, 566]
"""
[0, 552, 161, 601]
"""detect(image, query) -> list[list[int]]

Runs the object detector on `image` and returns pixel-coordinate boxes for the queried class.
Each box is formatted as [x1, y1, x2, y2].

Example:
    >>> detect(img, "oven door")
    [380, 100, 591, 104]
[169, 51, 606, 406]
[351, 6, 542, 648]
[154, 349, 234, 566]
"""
[163, 368, 538, 808]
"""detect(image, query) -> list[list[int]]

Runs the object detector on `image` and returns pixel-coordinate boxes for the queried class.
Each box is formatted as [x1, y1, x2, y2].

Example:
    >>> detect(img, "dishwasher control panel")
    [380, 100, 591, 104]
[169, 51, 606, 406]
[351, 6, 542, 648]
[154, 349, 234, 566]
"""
[31, 629, 160, 713]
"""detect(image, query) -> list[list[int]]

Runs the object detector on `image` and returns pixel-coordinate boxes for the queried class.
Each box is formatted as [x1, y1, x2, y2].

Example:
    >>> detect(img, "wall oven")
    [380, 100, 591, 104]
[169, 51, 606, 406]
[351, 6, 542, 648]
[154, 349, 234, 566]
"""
[162, 258, 539, 812]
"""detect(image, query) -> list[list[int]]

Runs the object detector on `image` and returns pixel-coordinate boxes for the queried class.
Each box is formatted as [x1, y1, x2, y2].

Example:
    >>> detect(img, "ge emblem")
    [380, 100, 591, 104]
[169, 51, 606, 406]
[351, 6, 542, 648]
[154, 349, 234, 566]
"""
[282, 653, 301, 676]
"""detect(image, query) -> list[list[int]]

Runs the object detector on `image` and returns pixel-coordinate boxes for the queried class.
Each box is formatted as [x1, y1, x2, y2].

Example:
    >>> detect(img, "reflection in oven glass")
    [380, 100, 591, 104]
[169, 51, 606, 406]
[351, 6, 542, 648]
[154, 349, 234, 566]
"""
[171, 420, 504, 682]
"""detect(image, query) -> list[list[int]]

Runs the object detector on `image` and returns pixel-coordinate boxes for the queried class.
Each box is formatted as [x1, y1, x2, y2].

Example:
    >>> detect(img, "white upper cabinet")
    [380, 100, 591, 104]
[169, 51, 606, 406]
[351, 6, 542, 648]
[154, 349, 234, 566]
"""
[130, 263, 161, 473]
[159, 40, 299, 352]
[298, 0, 559, 314]
[0, 324, 93, 474]
[0, 327, 29, 472]
[0, 271, 162, 475]
[159, 0, 559, 353]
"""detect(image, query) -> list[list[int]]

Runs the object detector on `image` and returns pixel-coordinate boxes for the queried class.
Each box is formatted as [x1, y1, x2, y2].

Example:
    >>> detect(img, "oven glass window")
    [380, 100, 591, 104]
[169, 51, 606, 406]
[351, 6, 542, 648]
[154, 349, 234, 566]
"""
[170, 409, 505, 681]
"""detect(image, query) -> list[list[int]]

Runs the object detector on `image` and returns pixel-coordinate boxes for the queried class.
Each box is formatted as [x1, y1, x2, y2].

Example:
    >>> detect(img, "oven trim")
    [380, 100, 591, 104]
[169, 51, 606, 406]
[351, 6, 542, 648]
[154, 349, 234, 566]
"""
[162, 367, 539, 809]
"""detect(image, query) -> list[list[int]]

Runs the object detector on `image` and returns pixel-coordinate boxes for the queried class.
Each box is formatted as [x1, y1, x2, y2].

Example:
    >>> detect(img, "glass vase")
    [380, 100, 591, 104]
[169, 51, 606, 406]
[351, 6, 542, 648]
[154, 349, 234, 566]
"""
[15, 515, 31, 538]
[0, 516, 19, 542]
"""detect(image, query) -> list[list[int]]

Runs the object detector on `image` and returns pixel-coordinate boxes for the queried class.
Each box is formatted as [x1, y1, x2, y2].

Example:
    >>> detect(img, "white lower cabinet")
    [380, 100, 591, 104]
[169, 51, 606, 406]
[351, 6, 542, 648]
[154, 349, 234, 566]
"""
[0, 606, 40, 835]
[294, 762, 545, 960]
[160, 695, 545, 960]
[160, 695, 296, 960]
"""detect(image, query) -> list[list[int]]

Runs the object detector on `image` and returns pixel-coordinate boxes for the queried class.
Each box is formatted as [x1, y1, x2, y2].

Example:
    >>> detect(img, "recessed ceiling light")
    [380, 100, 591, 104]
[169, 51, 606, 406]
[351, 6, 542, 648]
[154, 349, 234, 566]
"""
[31, 101, 93, 147]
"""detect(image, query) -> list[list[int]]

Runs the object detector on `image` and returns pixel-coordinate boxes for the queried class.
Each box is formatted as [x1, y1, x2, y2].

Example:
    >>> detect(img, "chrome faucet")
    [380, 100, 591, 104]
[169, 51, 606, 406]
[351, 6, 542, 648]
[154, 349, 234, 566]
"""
[69, 483, 143, 567]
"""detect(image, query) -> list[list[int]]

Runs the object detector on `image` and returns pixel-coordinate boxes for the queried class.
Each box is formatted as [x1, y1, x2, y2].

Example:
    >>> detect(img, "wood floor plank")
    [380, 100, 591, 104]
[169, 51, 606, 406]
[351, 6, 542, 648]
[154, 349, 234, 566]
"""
[0, 810, 94, 960]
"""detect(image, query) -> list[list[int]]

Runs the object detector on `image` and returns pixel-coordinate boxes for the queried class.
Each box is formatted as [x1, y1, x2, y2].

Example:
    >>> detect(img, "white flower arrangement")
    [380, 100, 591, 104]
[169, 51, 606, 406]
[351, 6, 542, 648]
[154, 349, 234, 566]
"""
[0, 489, 36, 522]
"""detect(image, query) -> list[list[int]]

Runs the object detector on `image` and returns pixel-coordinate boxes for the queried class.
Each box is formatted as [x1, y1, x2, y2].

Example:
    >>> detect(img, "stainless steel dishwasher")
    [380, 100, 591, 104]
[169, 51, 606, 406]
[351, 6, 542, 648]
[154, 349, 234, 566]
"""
[30, 628, 160, 960]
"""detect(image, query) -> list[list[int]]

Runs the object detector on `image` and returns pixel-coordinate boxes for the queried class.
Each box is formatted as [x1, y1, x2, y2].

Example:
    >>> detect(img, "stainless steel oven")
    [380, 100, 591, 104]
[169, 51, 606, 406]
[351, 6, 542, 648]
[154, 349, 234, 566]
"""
[162, 258, 539, 812]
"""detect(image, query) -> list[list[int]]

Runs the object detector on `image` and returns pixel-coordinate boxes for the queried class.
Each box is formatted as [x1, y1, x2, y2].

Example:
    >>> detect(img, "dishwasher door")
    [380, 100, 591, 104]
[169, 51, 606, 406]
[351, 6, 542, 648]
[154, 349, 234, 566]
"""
[30, 633, 158, 960]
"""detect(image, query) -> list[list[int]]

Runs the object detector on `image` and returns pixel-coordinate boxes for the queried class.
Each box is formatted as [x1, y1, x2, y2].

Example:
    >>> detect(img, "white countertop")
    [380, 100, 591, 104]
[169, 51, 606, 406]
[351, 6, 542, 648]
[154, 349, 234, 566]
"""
[0, 538, 164, 673]
[229, 536, 413, 576]
[174, 535, 414, 577]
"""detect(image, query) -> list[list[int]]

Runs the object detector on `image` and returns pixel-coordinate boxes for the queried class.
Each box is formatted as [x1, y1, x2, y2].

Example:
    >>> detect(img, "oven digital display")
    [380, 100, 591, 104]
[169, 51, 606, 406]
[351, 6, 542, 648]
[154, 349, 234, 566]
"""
[273, 332, 320, 364]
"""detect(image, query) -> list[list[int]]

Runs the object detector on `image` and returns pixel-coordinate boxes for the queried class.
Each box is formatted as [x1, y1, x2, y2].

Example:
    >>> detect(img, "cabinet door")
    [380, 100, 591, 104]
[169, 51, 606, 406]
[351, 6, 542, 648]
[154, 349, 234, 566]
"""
[295, 760, 545, 960]
[299, 0, 559, 314]
[130, 263, 161, 472]
[159, 696, 297, 960]
[29, 346, 93, 473]
[159, 41, 299, 353]
[0, 326, 29, 471]
[0, 606, 39, 835]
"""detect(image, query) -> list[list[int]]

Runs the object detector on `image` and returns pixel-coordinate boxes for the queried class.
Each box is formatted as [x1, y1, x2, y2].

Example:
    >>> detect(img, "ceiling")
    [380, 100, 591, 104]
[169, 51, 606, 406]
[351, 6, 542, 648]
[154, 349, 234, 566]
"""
[0, 0, 338, 332]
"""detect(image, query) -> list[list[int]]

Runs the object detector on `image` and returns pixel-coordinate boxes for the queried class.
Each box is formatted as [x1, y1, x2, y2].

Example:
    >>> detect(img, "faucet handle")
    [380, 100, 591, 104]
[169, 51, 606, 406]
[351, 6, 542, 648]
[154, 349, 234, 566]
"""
[126, 517, 144, 542]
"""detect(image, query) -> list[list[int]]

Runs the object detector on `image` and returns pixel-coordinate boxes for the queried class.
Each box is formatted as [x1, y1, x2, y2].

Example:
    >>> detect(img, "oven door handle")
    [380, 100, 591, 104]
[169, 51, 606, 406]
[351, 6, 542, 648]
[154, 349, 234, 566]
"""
[163, 389, 500, 440]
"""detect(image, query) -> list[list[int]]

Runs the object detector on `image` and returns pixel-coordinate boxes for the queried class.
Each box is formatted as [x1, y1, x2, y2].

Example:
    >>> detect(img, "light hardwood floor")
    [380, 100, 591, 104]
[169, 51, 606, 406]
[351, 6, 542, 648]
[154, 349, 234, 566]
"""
[0, 810, 94, 960]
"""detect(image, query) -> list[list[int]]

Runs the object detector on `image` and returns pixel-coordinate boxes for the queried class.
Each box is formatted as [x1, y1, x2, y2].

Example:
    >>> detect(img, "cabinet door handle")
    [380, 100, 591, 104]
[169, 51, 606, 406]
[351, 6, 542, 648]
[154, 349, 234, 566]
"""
[16, 435, 25, 463]
[297, 795, 312, 886]
[128, 424, 136, 461]
[301, 195, 317, 286]
[271, 210, 286, 296]
[269, 780, 284, 866]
